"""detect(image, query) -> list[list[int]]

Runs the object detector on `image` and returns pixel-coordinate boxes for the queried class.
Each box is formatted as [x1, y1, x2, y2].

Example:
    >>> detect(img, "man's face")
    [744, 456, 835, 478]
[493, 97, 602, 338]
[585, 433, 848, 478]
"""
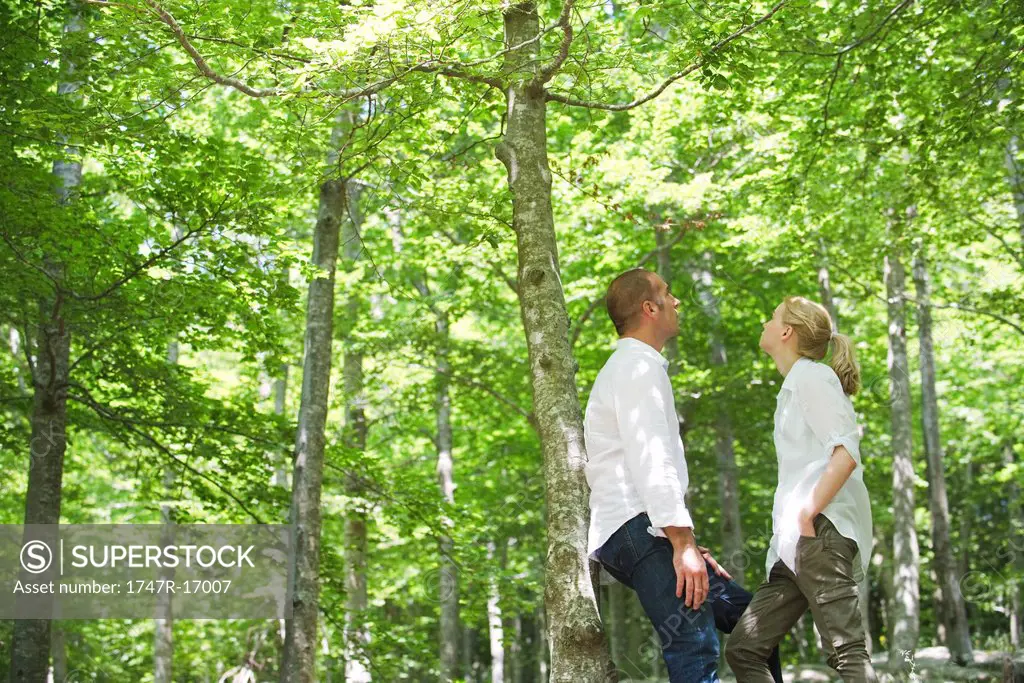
[649, 275, 680, 335]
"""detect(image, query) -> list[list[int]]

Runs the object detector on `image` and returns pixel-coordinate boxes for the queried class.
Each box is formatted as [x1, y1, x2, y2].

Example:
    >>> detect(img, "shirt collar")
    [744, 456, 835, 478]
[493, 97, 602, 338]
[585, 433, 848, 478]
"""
[780, 356, 811, 392]
[616, 337, 670, 370]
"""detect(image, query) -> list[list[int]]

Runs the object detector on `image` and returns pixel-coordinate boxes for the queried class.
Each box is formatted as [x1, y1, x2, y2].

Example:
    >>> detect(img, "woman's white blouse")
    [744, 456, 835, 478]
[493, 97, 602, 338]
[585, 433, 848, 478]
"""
[767, 356, 873, 581]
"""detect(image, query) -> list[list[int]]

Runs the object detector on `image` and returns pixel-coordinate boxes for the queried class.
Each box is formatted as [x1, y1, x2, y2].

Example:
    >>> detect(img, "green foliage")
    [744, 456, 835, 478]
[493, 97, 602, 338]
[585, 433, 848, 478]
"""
[1, 0, 1022, 678]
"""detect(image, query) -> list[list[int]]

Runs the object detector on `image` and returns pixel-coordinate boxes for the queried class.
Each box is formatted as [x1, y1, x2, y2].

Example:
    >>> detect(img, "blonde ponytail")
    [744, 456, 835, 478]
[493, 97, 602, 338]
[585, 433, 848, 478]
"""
[780, 296, 861, 395]
[829, 332, 861, 396]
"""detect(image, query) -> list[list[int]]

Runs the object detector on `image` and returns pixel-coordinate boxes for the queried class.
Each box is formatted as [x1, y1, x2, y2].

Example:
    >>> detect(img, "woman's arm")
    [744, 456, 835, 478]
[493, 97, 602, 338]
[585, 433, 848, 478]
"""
[799, 445, 857, 537]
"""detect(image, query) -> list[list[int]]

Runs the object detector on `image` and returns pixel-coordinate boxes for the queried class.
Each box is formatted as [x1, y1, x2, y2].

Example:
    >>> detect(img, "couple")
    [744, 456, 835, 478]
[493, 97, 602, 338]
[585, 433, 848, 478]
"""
[584, 268, 876, 683]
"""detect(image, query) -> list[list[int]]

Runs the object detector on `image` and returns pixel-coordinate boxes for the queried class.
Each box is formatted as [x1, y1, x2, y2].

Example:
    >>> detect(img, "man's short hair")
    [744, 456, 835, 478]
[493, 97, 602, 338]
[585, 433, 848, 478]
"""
[605, 268, 658, 335]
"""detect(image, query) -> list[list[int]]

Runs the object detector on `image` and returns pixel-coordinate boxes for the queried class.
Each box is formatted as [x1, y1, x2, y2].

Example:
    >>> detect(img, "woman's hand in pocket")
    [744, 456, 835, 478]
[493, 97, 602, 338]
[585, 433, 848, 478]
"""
[798, 511, 817, 538]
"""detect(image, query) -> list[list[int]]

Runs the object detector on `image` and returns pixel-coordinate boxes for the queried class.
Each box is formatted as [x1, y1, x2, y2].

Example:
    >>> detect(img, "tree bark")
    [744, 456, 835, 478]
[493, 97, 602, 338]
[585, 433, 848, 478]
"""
[154, 251, 183, 683]
[817, 239, 839, 330]
[884, 239, 920, 663]
[49, 625, 67, 683]
[1007, 442, 1023, 649]
[272, 364, 290, 488]
[606, 581, 626, 678]
[689, 257, 744, 586]
[816, 249, 872, 654]
[340, 181, 372, 683]
[436, 310, 460, 682]
[536, 604, 549, 683]
[1005, 136, 1024, 242]
[488, 541, 506, 683]
[9, 3, 81, 679]
[494, 3, 613, 680]
[279, 176, 344, 683]
[911, 245, 973, 665]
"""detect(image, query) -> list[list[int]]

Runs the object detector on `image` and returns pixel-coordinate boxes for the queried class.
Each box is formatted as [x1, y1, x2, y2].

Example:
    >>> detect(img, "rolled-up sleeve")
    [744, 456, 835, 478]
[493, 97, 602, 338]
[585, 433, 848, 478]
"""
[612, 365, 694, 530]
[793, 367, 862, 466]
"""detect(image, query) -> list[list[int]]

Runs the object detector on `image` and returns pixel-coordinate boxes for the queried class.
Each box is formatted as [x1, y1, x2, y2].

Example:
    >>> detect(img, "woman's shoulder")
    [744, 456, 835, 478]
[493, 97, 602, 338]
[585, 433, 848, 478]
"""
[794, 358, 845, 394]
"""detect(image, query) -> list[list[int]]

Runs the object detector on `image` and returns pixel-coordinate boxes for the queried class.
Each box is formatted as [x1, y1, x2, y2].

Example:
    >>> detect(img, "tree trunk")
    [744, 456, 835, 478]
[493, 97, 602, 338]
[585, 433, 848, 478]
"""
[49, 626, 67, 683]
[817, 239, 840, 329]
[464, 624, 478, 683]
[1007, 442, 1023, 649]
[436, 310, 460, 682]
[817, 250, 872, 655]
[273, 364, 290, 488]
[690, 257, 744, 586]
[9, 4, 81, 679]
[536, 604, 548, 683]
[494, 4, 612, 681]
[340, 181, 372, 683]
[154, 259, 182, 683]
[1005, 136, 1024, 242]
[606, 582, 626, 678]
[884, 240, 920, 663]
[912, 246, 973, 665]
[488, 541, 506, 683]
[279, 176, 344, 683]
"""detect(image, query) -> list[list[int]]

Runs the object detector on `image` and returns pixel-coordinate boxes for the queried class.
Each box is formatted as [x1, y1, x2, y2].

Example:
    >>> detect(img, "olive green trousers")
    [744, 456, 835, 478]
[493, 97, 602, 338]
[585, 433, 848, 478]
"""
[725, 513, 877, 683]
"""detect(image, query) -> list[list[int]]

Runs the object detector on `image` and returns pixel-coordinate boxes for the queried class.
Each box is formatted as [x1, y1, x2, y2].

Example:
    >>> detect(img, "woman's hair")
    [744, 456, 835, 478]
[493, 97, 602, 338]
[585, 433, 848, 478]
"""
[780, 296, 861, 395]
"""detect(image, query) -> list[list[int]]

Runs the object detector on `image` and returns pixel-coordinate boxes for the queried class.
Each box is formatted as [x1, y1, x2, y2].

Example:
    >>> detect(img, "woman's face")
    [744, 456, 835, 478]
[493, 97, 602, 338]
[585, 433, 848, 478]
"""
[759, 302, 790, 354]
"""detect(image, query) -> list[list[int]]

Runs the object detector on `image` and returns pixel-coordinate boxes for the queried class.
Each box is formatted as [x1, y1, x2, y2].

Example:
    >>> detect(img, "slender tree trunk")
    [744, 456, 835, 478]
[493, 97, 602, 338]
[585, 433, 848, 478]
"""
[879, 529, 895, 653]
[494, 4, 612, 680]
[154, 251, 183, 683]
[507, 611, 523, 683]
[6, 327, 28, 396]
[49, 626, 67, 683]
[273, 364, 290, 488]
[536, 604, 548, 683]
[488, 541, 506, 683]
[794, 613, 810, 660]
[340, 181, 372, 683]
[464, 624, 478, 683]
[817, 249, 872, 655]
[1007, 442, 1023, 649]
[912, 246, 973, 665]
[279, 175, 344, 683]
[690, 257, 744, 586]
[606, 582, 625, 678]
[9, 5, 81, 679]
[436, 310, 460, 682]
[817, 239, 839, 329]
[1005, 136, 1024, 242]
[884, 239, 920, 663]
[619, 595, 648, 680]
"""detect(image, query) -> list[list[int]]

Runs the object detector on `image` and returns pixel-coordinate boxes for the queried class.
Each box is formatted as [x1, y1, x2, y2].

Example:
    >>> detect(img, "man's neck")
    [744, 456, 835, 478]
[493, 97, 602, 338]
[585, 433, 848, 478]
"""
[622, 329, 665, 353]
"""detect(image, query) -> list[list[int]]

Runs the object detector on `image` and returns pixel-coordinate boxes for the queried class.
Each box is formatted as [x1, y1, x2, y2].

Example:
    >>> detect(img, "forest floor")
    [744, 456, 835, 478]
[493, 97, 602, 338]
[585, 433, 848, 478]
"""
[686, 647, 1022, 682]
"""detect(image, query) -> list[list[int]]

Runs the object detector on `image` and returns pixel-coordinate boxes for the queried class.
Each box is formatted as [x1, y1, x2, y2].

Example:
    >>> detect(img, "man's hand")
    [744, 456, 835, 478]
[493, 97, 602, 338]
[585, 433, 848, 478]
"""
[673, 544, 709, 609]
[663, 527, 709, 609]
[697, 545, 733, 581]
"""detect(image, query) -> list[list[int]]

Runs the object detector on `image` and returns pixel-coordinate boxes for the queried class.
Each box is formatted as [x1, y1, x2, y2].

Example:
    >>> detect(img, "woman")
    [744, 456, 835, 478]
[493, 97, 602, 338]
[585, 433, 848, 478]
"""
[725, 296, 876, 683]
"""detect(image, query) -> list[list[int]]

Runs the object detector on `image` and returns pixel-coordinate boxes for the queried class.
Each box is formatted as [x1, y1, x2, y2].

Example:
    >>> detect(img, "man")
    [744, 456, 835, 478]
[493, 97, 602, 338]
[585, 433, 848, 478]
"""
[584, 268, 782, 683]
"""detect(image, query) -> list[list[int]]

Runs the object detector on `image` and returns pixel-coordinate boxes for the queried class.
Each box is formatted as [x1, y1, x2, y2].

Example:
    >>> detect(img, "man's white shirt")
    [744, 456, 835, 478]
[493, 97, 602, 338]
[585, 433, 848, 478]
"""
[583, 337, 694, 559]
[767, 356, 873, 580]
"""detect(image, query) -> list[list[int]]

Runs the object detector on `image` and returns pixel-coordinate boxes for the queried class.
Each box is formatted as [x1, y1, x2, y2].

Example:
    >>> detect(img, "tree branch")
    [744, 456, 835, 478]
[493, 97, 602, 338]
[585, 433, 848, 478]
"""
[546, 0, 789, 111]
[536, 0, 575, 86]
[570, 224, 694, 347]
[69, 386, 270, 523]
[830, 260, 1024, 337]
[70, 194, 229, 301]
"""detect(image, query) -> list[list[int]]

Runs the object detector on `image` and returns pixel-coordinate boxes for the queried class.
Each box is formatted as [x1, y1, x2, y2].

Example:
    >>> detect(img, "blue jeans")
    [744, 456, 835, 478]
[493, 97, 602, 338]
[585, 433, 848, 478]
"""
[597, 512, 783, 683]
